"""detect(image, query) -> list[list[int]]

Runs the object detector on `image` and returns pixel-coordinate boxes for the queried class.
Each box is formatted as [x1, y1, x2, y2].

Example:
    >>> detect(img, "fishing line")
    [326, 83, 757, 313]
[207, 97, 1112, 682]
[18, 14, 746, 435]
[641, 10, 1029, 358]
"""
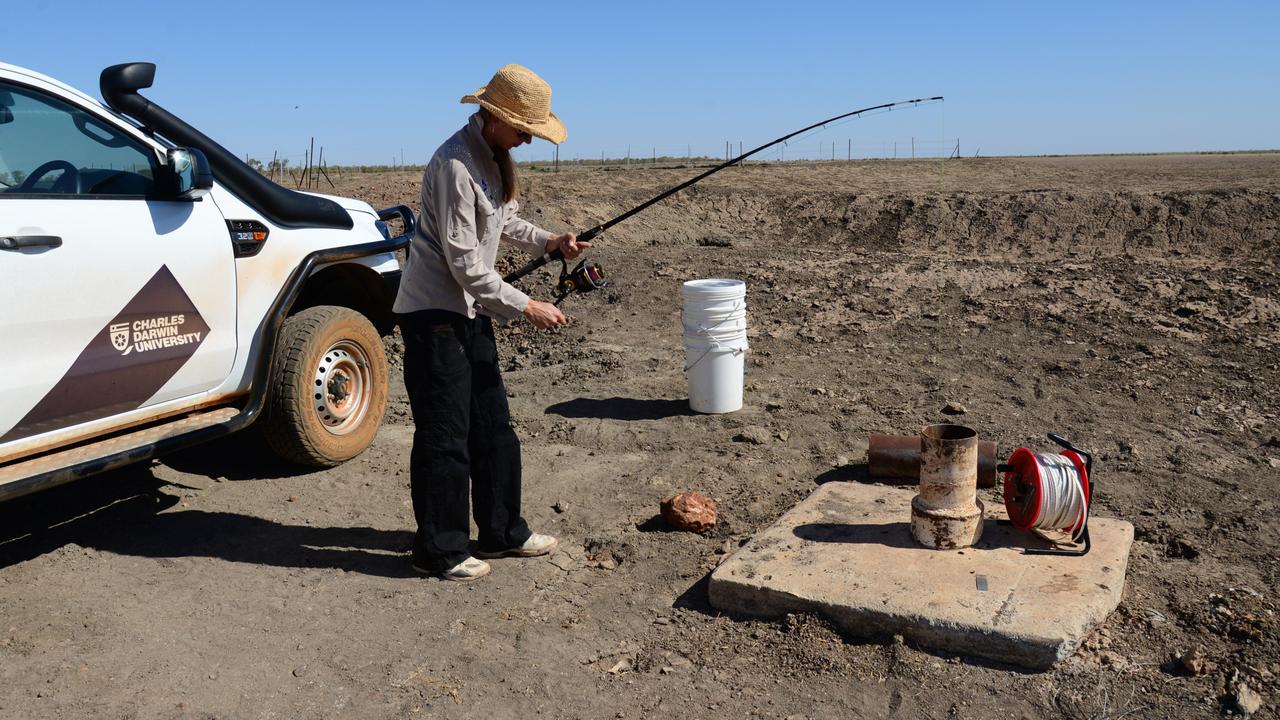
[771, 106, 898, 153]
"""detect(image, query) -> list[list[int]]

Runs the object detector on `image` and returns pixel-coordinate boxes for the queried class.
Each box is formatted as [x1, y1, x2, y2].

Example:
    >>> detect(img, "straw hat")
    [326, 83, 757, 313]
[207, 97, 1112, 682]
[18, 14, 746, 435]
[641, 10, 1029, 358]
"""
[461, 64, 567, 145]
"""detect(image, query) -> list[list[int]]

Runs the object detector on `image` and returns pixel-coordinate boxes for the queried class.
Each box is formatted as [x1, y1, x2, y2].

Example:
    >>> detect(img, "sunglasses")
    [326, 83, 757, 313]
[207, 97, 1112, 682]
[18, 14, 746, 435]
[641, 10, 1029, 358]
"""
[515, 128, 532, 141]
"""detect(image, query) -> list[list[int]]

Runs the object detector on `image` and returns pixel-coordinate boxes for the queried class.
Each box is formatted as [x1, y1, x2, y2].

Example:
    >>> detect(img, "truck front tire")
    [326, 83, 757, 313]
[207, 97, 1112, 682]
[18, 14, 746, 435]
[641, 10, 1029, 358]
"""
[262, 305, 388, 467]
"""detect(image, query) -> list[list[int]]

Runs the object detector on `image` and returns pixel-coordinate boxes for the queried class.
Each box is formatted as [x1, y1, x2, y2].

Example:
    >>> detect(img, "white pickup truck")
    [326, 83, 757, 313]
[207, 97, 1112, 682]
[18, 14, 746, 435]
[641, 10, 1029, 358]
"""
[0, 62, 412, 502]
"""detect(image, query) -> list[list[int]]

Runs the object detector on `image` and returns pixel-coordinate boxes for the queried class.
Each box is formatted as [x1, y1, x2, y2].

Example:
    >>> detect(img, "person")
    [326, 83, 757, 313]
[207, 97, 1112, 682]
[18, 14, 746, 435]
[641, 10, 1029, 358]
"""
[393, 64, 590, 582]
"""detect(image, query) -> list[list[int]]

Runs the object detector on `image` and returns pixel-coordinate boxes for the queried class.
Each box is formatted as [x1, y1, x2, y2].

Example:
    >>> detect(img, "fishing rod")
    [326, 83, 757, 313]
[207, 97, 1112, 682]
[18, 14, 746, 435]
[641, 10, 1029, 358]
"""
[504, 95, 944, 299]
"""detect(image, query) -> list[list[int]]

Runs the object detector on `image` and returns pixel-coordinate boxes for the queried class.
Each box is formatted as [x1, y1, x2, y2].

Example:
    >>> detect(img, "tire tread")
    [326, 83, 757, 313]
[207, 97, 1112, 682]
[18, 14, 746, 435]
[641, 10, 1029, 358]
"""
[260, 306, 387, 467]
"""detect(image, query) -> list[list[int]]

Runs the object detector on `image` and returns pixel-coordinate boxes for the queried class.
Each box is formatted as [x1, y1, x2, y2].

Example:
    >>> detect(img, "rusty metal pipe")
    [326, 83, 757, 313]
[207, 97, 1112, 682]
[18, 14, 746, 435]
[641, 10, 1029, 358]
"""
[868, 433, 998, 487]
[910, 424, 985, 549]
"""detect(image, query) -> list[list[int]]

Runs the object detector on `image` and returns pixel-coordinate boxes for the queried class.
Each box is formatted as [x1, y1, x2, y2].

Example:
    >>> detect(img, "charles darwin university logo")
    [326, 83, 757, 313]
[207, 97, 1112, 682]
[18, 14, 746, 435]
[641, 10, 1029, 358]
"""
[109, 315, 204, 357]
[110, 323, 131, 353]
[1, 266, 211, 443]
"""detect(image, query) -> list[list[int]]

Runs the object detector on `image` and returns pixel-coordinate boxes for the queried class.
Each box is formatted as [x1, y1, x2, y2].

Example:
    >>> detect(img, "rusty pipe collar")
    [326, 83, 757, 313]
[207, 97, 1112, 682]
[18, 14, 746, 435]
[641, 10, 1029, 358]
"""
[910, 424, 985, 549]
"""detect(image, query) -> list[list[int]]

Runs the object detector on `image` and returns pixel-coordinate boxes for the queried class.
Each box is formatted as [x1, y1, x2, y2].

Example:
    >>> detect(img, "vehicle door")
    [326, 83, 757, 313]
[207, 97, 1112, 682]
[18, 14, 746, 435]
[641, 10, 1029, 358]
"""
[0, 79, 237, 447]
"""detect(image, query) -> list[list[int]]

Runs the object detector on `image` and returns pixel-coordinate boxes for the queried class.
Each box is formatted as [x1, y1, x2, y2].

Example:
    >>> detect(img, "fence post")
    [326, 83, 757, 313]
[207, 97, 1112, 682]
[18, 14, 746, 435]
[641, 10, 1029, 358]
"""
[319, 146, 334, 189]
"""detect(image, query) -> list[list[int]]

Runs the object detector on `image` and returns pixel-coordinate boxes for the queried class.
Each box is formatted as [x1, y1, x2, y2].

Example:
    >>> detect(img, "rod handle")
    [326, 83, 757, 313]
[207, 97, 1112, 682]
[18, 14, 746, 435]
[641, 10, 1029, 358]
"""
[503, 253, 551, 283]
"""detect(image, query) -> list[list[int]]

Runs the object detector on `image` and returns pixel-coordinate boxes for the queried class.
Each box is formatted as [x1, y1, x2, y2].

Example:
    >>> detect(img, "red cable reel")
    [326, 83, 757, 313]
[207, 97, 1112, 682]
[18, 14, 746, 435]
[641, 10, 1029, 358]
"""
[1000, 433, 1094, 556]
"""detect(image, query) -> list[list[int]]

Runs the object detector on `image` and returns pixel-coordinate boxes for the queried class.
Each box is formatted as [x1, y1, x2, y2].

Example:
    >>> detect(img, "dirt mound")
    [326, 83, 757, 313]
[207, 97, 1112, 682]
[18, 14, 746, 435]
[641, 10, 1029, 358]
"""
[521, 163, 1280, 262]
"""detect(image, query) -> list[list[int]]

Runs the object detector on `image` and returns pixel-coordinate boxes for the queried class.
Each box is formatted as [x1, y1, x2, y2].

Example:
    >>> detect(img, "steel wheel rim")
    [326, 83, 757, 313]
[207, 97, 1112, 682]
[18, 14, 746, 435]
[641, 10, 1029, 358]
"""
[312, 340, 371, 435]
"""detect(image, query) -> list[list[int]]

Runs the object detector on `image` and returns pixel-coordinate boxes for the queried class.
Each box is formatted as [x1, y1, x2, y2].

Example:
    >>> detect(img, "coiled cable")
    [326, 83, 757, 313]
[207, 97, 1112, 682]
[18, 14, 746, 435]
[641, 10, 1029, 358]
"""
[1028, 452, 1089, 542]
[1004, 448, 1090, 544]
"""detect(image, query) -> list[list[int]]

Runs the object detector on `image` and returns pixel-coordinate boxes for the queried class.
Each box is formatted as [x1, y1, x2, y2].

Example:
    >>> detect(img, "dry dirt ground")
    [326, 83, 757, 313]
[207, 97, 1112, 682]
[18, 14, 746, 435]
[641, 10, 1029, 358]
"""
[2, 154, 1278, 719]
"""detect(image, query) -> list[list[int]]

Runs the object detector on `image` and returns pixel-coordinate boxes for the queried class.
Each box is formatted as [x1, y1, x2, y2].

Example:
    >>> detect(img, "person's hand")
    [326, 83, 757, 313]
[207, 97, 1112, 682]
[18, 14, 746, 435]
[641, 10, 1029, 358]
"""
[522, 299, 568, 329]
[546, 232, 592, 260]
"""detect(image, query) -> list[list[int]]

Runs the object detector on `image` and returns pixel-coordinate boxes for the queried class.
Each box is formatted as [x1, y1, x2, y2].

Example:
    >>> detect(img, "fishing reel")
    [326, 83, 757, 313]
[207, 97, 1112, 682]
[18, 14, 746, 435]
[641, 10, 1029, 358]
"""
[553, 256, 607, 305]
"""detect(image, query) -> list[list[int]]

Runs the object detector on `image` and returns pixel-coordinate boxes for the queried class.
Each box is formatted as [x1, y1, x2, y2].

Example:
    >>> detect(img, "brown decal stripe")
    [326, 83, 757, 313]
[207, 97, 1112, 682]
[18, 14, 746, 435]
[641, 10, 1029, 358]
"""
[1, 266, 210, 443]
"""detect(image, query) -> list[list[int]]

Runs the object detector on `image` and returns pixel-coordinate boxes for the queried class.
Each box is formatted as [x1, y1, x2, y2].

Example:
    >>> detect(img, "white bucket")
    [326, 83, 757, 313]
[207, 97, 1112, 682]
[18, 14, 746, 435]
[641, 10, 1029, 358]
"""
[682, 279, 748, 414]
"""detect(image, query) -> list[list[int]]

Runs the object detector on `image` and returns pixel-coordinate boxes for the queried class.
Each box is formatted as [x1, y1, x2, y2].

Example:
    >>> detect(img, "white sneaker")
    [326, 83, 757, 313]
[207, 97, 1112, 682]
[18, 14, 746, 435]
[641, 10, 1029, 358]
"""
[475, 533, 558, 559]
[442, 557, 491, 582]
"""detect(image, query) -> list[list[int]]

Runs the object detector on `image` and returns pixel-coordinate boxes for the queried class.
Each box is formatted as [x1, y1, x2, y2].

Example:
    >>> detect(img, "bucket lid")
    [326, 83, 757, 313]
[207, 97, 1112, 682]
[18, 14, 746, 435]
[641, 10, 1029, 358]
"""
[682, 279, 746, 297]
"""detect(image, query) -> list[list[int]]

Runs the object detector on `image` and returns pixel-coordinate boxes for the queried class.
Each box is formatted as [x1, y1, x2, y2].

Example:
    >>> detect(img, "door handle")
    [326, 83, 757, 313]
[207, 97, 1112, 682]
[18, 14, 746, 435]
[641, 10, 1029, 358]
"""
[0, 235, 62, 250]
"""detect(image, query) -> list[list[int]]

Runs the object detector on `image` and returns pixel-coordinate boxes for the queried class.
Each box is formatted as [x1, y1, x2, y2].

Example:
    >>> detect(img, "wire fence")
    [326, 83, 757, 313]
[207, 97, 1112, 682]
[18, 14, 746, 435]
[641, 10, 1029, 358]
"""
[528, 137, 958, 166]
[244, 136, 965, 177]
[243, 99, 955, 174]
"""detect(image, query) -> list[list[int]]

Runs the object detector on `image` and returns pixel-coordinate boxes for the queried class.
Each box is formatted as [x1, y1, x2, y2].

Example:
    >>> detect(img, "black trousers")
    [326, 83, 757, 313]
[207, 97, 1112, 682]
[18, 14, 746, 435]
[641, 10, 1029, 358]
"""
[399, 309, 531, 572]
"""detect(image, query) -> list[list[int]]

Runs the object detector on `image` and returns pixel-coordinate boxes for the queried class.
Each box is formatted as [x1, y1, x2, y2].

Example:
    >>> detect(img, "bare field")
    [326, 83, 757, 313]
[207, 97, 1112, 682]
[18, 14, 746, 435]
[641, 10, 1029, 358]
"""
[1, 154, 1278, 719]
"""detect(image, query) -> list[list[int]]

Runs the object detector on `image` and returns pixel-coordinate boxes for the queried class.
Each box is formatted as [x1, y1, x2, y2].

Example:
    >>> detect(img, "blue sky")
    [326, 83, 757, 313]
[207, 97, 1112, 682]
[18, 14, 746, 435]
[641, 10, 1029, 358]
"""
[3, 1, 1276, 165]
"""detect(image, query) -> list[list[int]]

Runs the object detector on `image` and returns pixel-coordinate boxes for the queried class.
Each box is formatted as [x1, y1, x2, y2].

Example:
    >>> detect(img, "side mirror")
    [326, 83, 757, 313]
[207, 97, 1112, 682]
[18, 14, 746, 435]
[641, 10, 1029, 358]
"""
[165, 147, 212, 199]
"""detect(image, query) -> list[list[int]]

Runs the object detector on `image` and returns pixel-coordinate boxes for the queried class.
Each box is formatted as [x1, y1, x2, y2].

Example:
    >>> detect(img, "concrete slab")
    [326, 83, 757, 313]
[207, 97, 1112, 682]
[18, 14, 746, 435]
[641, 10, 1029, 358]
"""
[708, 482, 1133, 670]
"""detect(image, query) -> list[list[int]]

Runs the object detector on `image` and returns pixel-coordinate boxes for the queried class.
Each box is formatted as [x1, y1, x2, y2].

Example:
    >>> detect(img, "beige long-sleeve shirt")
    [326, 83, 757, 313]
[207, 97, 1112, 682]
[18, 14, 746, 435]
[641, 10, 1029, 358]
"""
[393, 113, 552, 322]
